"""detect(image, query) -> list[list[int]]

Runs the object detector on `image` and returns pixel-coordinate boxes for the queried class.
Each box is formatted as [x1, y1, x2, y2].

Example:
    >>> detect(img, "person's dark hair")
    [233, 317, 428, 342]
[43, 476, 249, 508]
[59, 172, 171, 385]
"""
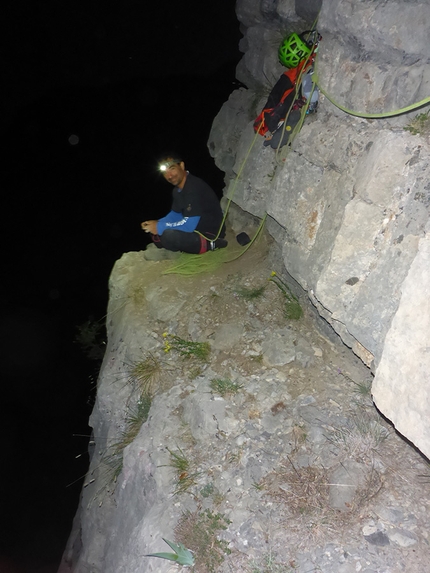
[158, 153, 183, 165]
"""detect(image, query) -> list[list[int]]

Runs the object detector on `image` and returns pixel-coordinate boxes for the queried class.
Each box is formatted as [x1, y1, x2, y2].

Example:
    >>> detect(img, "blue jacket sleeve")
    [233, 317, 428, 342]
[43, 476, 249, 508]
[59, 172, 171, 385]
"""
[157, 211, 201, 234]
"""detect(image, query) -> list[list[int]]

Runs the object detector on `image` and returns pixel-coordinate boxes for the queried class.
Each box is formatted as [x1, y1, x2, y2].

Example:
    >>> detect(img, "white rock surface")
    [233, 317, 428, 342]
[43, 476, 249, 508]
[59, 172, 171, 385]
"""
[209, 0, 430, 457]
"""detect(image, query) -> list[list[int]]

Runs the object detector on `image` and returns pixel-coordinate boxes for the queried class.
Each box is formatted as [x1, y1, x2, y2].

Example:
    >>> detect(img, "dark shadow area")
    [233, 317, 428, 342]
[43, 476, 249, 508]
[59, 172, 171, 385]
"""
[1, 53, 242, 573]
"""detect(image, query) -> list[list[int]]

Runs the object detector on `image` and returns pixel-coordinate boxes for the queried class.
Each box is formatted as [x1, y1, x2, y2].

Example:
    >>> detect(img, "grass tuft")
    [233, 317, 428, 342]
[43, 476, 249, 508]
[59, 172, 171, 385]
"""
[210, 377, 243, 397]
[166, 446, 200, 495]
[329, 413, 389, 460]
[262, 459, 330, 516]
[404, 109, 430, 136]
[352, 379, 372, 397]
[164, 333, 211, 361]
[88, 392, 152, 505]
[235, 285, 266, 300]
[174, 509, 231, 573]
[104, 393, 152, 465]
[251, 550, 294, 573]
[268, 272, 303, 320]
[129, 353, 163, 394]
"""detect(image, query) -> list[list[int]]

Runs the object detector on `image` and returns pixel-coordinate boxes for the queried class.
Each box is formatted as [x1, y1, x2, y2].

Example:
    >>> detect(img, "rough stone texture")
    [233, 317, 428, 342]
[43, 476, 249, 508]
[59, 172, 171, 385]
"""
[372, 233, 430, 455]
[208, 0, 430, 457]
[59, 248, 430, 573]
[60, 2, 430, 571]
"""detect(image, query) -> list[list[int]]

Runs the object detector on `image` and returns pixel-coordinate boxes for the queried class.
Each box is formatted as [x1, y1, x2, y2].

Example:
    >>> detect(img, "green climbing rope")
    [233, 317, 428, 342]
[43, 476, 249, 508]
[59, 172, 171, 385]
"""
[313, 55, 430, 118]
[162, 114, 267, 276]
[162, 214, 268, 276]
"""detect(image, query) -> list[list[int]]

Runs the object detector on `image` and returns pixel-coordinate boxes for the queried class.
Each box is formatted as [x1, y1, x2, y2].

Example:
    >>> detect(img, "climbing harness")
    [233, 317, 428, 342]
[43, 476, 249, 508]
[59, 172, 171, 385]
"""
[163, 124, 267, 276]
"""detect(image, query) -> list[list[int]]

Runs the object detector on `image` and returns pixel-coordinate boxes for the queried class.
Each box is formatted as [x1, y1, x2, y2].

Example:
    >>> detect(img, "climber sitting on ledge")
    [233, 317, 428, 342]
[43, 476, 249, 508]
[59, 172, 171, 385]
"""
[141, 156, 227, 260]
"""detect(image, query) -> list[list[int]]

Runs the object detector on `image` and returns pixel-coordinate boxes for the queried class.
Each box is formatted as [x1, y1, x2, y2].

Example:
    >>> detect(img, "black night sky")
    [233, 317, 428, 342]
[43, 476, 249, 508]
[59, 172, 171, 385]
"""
[1, 2, 242, 571]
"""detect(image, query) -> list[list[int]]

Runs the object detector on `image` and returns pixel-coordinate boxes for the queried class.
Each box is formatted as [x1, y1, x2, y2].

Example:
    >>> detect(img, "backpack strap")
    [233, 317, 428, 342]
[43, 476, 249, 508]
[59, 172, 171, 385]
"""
[253, 59, 312, 135]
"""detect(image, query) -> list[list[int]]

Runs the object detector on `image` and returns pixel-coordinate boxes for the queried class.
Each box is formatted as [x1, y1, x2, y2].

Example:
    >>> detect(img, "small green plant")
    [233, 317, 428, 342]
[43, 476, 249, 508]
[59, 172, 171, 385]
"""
[251, 550, 293, 573]
[189, 365, 203, 380]
[252, 481, 264, 491]
[200, 482, 215, 498]
[352, 379, 372, 397]
[168, 446, 190, 473]
[210, 377, 243, 397]
[122, 394, 152, 444]
[98, 449, 124, 487]
[166, 446, 200, 495]
[123, 394, 151, 437]
[251, 353, 264, 364]
[268, 272, 303, 320]
[175, 509, 232, 573]
[163, 332, 211, 361]
[235, 285, 266, 300]
[89, 392, 152, 505]
[104, 394, 151, 474]
[146, 538, 195, 567]
[404, 109, 430, 136]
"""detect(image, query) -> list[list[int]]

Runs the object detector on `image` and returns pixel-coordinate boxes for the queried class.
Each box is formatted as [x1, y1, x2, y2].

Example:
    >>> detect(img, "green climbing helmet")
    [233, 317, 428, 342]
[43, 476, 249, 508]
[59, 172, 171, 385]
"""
[278, 32, 313, 68]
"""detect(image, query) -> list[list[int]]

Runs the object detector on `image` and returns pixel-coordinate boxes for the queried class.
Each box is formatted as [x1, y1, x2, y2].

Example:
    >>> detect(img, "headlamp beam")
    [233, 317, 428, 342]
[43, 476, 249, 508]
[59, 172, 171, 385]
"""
[158, 158, 182, 172]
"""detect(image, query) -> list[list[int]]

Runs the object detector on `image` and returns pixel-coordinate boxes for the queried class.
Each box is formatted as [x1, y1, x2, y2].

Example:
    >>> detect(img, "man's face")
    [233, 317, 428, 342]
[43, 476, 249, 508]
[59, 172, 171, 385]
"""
[162, 161, 187, 188]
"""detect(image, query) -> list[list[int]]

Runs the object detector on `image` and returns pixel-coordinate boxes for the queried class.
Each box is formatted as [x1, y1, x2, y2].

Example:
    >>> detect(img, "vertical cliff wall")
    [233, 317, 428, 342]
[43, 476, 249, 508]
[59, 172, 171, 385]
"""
[208, 0, 430, 458]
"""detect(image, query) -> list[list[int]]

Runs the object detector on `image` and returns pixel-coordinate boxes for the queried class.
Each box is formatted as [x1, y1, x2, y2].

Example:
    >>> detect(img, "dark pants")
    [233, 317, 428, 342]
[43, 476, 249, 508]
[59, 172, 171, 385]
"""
[265, 109, 301, 149]
[152, 227, 225, 254]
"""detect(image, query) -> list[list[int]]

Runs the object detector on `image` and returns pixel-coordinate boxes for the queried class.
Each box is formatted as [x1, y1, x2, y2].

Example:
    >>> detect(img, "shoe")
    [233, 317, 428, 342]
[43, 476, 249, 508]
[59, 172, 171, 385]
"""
[209, 238, 228, 251]
[143, 244, 181, 261]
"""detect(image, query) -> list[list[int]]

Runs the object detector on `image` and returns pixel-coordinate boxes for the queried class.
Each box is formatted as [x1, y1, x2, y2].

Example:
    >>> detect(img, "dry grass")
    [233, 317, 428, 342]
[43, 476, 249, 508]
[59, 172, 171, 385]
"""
[352, 463, 383, 509]
[261, 459, 330, 515]
[128, 353, 164, 395]
[329, 412, 389, 460]
[174, 509, 231, 573]
[259, 460, 346, 548]
[290, 423, 307, 451]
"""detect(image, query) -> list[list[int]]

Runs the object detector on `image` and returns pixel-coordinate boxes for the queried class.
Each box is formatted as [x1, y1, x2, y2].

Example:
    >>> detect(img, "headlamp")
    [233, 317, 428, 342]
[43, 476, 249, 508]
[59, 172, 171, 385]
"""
[158, 159, 182, 172]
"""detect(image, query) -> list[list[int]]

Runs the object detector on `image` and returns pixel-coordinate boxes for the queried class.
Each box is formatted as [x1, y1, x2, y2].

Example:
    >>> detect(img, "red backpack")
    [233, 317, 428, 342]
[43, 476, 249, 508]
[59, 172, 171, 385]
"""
[253, 58, 313, 136]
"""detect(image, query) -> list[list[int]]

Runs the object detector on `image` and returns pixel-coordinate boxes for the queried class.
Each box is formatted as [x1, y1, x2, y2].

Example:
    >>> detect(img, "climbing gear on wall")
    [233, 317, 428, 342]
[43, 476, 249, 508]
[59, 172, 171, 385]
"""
[254, 29, 321, 153]
[301, 69, 319, 114]
[279, 32, 312, 68]
[160, 29, 322, 275]
[278, 30, 320, 69]
[254, 59, 313, 137]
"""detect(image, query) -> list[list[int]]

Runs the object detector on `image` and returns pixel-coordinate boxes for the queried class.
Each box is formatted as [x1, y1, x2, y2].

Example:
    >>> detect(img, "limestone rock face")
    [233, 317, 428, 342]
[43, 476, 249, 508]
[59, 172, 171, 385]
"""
[59, 3, 430, 572]
[208, 0, 430, 457]
[372, 234, 430, 454]
[60, 249, 430, 573]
